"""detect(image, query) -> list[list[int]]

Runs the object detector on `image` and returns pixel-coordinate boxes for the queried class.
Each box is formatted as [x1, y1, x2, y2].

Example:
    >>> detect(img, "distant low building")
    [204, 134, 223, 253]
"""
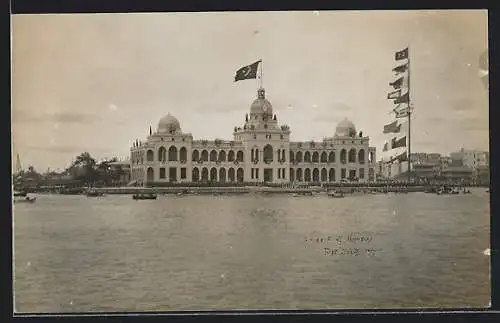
[412, 163, 439, 180]
[440, 165, 473, 184]
[109, 160, 131, 184]
[450, 148, 489, 185]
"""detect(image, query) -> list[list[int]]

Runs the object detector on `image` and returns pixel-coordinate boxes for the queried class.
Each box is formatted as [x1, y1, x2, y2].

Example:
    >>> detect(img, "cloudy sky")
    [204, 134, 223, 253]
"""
[12, 10, 488, 171]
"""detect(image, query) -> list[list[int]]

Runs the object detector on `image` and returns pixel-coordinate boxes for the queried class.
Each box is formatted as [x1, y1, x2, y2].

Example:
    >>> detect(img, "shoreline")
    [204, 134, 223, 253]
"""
[43, 185, 482, 195]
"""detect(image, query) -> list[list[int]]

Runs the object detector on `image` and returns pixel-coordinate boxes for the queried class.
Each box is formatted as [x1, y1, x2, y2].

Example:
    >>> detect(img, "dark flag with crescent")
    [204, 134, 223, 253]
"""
[395, 48, 409, 61]
[234, 60, 261, 82]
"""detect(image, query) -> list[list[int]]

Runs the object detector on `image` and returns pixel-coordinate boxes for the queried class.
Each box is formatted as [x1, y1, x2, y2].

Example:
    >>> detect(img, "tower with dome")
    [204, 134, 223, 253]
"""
[129, 88, 377, 185]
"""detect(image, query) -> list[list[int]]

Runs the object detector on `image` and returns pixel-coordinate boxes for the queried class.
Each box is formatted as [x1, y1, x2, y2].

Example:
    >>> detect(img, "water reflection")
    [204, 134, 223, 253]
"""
[14, 190, 490, 312]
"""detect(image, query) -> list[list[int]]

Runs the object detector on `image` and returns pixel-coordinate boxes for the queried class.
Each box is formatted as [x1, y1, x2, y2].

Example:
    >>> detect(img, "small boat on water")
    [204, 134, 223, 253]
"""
[85, 190, 105, 197]
[13, 190, 28, 197]
[132, 193, 157, 200]
[14, 196, 36, 203]
[85, 189, 104, 197]
[328, 191, 345, 198]
[437, 186, 460, 195]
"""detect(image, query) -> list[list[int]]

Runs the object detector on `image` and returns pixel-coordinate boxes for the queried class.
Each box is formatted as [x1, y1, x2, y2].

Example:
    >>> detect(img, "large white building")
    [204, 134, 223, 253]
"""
[130, 88, 377, 185]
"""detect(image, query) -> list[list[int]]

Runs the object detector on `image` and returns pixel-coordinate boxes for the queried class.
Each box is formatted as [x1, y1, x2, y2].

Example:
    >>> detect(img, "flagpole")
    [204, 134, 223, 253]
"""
[260, 59, 263, 89]
[407, 45, 412, 180]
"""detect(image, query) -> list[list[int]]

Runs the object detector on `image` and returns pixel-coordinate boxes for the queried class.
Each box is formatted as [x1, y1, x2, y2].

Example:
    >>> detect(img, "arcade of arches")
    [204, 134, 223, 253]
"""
[130, 109, 376, 184]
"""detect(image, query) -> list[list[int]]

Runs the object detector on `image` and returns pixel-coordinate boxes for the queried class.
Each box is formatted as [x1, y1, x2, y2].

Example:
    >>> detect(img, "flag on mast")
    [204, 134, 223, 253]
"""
[389, 151, 408, 163]
[392, 63, 408, 74]
[389, 76, 406, 90]
[395, 48, 409, 61]
[387, 89, 401, 100]
[392, 105, 410, 118]
[394, 91, 409, 104]
[234, 60, 262, 82]
[383, 120, 402, 134]
[391, 136, 407, 149]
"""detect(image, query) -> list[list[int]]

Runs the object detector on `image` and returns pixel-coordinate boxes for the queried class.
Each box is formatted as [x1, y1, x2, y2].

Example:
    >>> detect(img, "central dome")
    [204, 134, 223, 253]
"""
[158, 113, 181, 134]
[250, 88, 273, 116]
[335, 118, 356, 137]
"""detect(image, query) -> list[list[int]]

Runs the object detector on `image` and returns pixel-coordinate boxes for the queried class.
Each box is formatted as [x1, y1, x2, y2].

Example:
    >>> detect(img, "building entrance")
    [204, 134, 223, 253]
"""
[264, 168, 273, 183]
[169, 167, 177, 182]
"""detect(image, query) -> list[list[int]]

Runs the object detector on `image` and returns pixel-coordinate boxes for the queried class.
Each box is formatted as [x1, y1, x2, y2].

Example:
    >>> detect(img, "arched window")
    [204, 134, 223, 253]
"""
[146, 150, 154, 162]
[282, 149, 286, 162]
[321, 168, 327, 182]
[263, 144, 273, 164]
[328, 151, 335, 163]
[304, 151, 311, 162]
[146, 167, 154, 182]
[210, 150, 217, 162]
[296, 151, 303, 163]
[348, 148, 356, 163]
[228, 168, 235, 182]
[168, 146, 178, 161]
[290, 151, 295, 162]
[358, 149, 365, 164]
[236, 168, 244, 182]
[201, 167, 209, 181]
[228, 150, 235, 162]
[237, 150, 244, 162]
[201, 150, 209, 162]
[219, 168, 226, 182]
[179, 147, 187, 161]
[312, 152, 319, 163]
[305, 168, 312, 182]
[218, 150, 226, 162]
[290, 168, 295, 181]
[192, 168, 200, 182]
[296, 168, 303, 181]
[158, 147, 166, 162]
[210, 167, 217, 181]
[340, 149, 347, 164]
[312, 168, 319, 182]
[329, 168, 336, 182]
[192, 149, 200, 161]
[320, 152, 327, 163]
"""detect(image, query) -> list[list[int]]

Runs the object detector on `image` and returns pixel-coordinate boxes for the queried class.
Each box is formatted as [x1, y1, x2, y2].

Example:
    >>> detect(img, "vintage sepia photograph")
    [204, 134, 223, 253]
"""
[12, 10, 490, 313]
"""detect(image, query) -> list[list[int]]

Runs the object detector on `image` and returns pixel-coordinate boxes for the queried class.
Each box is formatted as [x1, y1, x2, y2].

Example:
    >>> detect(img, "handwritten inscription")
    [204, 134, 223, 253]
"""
[304, 232, 381, 257]
[304, 232, 373, 244]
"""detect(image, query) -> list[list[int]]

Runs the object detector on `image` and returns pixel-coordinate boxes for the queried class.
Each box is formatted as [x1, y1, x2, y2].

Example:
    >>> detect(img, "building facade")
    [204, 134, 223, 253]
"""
[129, 88, 377, 185]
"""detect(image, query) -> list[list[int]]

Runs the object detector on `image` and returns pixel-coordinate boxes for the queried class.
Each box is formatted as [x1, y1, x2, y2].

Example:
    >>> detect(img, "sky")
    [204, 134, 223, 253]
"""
[12, 10, 488, 172]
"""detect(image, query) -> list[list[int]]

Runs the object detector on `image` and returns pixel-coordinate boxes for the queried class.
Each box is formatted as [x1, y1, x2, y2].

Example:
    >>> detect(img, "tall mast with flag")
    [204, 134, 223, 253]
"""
[383, 46, 413, 180]
[234, 60, 263, 94]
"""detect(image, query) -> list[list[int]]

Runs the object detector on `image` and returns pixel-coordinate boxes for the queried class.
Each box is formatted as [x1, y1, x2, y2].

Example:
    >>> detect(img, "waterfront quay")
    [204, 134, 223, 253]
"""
[63, 183, 453, 195]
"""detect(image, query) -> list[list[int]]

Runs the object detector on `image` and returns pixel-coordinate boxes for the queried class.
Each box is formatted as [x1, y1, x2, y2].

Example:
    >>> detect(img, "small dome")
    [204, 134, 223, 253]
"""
[250, 98, 273, 116]
[158, 113, 181, 134]
[335, 118, 356, 137]
[250, 88, 273, 116]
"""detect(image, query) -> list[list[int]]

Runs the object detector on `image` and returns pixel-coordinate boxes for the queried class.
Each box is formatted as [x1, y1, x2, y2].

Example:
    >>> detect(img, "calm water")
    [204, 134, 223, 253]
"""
[13, 190, 490, 312]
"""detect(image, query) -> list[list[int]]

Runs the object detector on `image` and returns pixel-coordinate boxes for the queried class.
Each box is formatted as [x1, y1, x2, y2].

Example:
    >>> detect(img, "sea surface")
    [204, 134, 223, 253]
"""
[13, 189, 491, 312]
